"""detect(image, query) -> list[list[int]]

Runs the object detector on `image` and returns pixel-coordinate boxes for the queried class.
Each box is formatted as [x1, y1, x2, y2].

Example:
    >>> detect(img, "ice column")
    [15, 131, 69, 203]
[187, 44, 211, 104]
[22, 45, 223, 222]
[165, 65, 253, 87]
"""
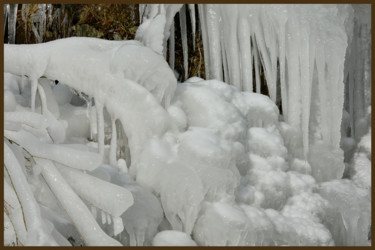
[8, 4, 18, 44]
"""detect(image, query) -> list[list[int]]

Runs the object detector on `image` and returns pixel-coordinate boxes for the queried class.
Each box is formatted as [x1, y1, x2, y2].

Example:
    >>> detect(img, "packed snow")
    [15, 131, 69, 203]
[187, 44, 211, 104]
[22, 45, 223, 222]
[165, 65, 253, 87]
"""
[3, 3, 371, 247]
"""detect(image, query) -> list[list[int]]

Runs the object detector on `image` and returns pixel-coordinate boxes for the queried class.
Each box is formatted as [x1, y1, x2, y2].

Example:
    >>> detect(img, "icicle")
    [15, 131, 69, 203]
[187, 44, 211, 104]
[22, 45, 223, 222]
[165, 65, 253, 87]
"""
[327, 58, 345, 148]
[8, 4, 18, 44]
[197, 26, 203, 78]
[238, 17, 253, 91]
[252, 16, 274, 101]
[169, 20, 175, 70]
[221, 5, 241, 88]
[19, 75, 26, 95]
[37, 83, 48, 114]
[260, 8, 278, 102]
[107, 213, 112, 225]
[252, 38, 261, 93]
[101, 210, 107, 225]
[85, 97, 93, 140]
[299, 27, 312, 156]
[278, 23, 288, 120]
[188, 4, 196, 49]
[316, 47, 329, 145]
[221, 42, 229, 83]
[38, 4, 46, 42]
[21, 4, 30, 43]
[113, 217, 124, 236]
[30, 78, 38, 112]
[4, 4, 8, 34]
[206, 5, 222, 81]
[109, 117, 117, 166]
[285, 17, 302, 130]
[47, 4, 53, 28]
[198, 5, 210, 79]
[96, 102, 104, 158]
[89, 100, 97, 141]
[179, 5, 189, 81]
[139, 4, 145, 23]
[91, 206, 97, 219]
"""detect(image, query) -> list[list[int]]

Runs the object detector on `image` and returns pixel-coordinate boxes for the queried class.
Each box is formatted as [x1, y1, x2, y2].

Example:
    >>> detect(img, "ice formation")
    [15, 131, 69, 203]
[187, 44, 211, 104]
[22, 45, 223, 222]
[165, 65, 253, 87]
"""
[152, 230, 197, 246]
[3, 3, 371, 247]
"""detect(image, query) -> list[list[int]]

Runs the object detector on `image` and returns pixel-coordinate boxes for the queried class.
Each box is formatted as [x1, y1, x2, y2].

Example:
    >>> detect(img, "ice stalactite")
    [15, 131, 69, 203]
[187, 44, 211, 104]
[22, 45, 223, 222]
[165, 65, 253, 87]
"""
[179, 5, 189, 80]
[107, 214, 112, 225]
[112, 217, 124, 237]
[188, 4, 196, 49]
[4, 4, 9, 34]
[96, 102, 105, 157]
[252, 38, 261, 94]
[169, 20, 175, 70]
[110, 117, 117, 166]
[203, 4, 223, 82]
[37, 83, 48, 114]
[223, 5, 242, 89]
[8, 4, 18, 44]
[30, 78, 38, 112]
[47, 4, 53, 27]
[238, 18, 252, 92]
[198, 5, 210, 79]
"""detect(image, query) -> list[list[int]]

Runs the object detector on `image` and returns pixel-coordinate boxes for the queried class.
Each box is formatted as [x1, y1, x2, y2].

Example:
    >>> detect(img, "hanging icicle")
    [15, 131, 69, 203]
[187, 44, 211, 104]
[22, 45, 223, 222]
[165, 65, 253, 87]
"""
[4, 4, 9, 35]
[179, 5, 189, 81]
[188, 4, 196, 50]
[112, 217, 124, 236]
[96, 102, 105, 158]
[8, 4, 18, 44]
[169, 20, 175, 70]
[106, 213, 112, 225]
[30, 78, 38, 112]
[109, 117, 117, 166]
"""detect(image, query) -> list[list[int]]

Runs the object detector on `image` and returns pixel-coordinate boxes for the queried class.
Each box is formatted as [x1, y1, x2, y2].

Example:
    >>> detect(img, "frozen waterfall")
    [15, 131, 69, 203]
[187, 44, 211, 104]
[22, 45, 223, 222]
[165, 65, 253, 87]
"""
[3, 3, 371, 247]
